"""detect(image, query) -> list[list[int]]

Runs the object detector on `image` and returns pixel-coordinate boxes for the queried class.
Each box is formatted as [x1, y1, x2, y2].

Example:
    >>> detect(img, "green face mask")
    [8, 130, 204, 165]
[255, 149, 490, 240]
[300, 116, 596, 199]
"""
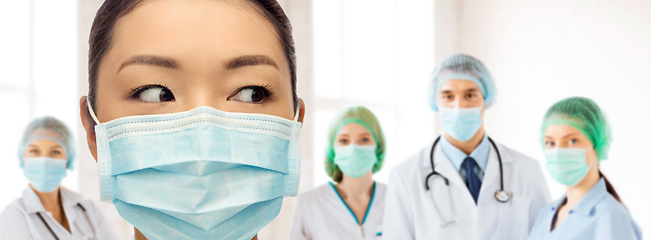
[545, 148, 593, 186]
[334, 145, 377, 178]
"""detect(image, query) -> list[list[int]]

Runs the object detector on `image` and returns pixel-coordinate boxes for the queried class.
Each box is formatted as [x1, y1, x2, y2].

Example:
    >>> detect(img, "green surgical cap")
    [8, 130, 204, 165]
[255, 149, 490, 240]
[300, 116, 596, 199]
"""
[541, 97, 612, 160]
[325, 106, 386, 182]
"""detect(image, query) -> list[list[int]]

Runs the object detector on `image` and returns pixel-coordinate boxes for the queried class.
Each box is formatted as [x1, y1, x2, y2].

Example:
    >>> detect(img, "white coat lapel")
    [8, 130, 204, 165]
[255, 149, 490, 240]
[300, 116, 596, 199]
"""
[433, 145, 467, 190]
[478, 145, 499, 204]
[478, 141, 513, 204]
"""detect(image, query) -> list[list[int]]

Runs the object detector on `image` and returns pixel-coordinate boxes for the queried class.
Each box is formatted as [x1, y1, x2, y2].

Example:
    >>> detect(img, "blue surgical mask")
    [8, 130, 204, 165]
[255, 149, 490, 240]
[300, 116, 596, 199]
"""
[23, 157, 67, 193]
[334, 144, 377, 178]
[545, 148, 593, 186]
[439, 107, 483, 141]
[88, 102, 302, 240]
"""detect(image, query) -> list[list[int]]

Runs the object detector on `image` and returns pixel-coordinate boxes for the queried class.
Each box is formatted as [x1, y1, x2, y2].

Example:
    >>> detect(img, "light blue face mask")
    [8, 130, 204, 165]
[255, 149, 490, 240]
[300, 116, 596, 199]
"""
[23, 157, 67, 193]
[88, 102, 302, 240]
[545, 148, 593, 186]
[439, 106, 483, 141]
[334, 144, 377, 178]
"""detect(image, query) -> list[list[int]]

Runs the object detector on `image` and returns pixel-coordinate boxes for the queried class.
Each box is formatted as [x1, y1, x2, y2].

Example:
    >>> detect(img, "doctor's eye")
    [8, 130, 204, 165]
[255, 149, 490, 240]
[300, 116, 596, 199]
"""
[466, 93, 476, 98]
[360, 137, 370, 143]
[338, 139, 349, 144]
[29, 149, 39, 154]
[130, 84, 175, 103]
[52, 150, 62, 155]
[228, 85, 273, 104]
[568, 139, 577, 145]
[545, 141, 555, 147]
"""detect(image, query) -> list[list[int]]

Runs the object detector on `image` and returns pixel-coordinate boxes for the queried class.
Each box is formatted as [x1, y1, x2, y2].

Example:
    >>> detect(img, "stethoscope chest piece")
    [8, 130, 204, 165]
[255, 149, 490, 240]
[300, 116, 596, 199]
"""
[495, 190, 510, 203]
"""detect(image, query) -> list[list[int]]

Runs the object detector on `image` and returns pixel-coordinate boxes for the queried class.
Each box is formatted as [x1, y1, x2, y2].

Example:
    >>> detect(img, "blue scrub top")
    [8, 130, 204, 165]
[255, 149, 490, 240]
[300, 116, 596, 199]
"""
[528, 178, 642, 240]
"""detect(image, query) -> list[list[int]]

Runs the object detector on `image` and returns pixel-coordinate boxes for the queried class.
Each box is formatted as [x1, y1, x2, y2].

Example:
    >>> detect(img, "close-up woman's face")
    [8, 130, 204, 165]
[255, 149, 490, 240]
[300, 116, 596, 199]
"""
[23, 139, 67, 161]
[334, 123, 376, 147]
[93, 0, 295, 123]
[544, 123, 599, 164]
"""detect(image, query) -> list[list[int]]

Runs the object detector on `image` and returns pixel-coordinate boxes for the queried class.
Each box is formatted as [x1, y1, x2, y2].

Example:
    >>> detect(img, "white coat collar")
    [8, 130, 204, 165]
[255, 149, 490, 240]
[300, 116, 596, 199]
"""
[22, 186, 85, 214]
[421, 137, 513, 168]
[422, 137, 515, 204]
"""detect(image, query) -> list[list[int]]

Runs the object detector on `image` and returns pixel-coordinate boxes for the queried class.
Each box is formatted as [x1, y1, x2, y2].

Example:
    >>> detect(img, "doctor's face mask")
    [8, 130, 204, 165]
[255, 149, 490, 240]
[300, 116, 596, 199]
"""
[81, 0, 302, 239]
[437, 80, 486, 141]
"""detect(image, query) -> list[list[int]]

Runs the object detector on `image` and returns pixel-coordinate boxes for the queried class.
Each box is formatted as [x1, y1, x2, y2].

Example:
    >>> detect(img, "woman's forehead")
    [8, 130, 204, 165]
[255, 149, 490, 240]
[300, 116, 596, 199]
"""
[338, 123, 371, 135]
[544, 124, 584, 138]
[28, 139, 62, 149]
[104, 0, 287, 76]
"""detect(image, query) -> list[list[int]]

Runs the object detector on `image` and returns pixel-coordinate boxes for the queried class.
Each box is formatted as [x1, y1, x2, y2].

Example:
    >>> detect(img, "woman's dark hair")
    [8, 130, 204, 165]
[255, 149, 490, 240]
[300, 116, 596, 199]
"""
[87, 0, 297, 113]
[599, 170, 624, 206]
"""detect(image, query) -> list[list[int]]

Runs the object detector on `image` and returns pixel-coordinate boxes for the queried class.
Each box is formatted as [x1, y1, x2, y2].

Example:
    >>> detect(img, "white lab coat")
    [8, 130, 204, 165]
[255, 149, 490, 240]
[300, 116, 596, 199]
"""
[0, 186, 116, 240]
[382, 140, 551, 240]
[289, 182, 386, 240]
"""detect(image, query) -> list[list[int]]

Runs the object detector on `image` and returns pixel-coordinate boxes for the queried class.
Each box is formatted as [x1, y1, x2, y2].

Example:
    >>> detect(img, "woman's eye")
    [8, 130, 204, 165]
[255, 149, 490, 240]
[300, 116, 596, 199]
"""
[569, 139, 577, 145]
[52, 150, 61, 155]
[467, 94, 476, 98]
[545, 141, 554, 147]
[338, 139, 348, 144]
[29, 149, 38, 154]
[131, 85, 175, 103]
[361, 138, 370, 143]
[229, 86, 271, 104]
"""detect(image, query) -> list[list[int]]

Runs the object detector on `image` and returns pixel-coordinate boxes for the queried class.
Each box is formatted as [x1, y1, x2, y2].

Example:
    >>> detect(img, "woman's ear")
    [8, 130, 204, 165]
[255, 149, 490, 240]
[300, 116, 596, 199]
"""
[298, 98, 306, 124]
[79, 96, 98, 162]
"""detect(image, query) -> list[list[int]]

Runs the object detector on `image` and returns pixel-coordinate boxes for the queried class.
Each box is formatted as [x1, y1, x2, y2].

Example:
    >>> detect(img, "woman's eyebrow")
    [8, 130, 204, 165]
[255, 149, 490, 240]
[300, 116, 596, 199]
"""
[118, 55, 178, 73]
[227, 55, 278, 69]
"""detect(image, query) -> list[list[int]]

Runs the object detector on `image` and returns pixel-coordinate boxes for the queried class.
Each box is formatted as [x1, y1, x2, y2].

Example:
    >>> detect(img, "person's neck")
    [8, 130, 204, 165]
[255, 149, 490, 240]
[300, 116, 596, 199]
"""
[336, 172, 375, 200]
[31, 185, 61, 214]
[444, 127, 485, 155]
[134, 228, 259, 240]
[564, 166, 600, 210]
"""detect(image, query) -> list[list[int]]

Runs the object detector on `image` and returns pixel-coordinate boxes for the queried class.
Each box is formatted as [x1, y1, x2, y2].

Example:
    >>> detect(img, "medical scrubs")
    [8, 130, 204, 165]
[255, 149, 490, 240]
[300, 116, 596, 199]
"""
[289, 182, 386, 240]
[529, 178, 642, 240]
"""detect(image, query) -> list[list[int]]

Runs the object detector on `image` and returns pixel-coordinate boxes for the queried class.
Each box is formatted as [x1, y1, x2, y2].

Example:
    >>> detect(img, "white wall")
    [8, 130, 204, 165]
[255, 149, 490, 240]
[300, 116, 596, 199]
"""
[0, 0, 79, 212]
[457, 0, 651, 232]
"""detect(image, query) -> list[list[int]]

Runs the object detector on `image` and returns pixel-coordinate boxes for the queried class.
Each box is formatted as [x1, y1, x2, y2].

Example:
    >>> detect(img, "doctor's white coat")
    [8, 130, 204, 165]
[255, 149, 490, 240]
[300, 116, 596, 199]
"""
[382, 140, 551, 240]
[0, 186, 116, 240]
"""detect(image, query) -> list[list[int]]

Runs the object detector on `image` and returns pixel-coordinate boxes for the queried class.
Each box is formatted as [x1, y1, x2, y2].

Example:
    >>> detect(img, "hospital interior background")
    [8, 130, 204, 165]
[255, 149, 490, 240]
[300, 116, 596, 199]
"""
[0, 0, 649, 238]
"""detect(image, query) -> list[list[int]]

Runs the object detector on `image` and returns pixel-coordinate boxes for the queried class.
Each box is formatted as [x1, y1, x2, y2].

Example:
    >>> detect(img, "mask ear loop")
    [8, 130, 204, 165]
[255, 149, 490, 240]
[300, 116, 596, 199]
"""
[292, 106, 300, 122]
[86, 99, 101, 125]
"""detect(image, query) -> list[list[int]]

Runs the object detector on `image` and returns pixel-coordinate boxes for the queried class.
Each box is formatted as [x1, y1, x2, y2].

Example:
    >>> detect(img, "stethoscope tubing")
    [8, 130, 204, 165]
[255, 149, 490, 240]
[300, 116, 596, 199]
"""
[424, 135, 507, 200]
[38, 203, 97, 240]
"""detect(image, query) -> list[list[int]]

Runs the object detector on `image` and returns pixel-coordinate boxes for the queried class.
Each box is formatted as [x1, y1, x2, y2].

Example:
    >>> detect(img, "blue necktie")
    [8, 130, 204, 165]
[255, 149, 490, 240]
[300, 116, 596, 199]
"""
[463, 156, 481, 204]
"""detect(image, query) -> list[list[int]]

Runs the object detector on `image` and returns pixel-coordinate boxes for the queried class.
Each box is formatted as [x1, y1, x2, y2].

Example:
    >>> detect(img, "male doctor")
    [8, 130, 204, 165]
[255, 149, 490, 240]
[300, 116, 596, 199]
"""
[383, 54, 550, 239]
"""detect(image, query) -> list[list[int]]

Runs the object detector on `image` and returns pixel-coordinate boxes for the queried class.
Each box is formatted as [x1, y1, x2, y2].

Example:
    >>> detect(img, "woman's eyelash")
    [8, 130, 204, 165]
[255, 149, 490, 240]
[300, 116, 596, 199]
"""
[128, 84, 170, 99]
[237, 84, 274, 96]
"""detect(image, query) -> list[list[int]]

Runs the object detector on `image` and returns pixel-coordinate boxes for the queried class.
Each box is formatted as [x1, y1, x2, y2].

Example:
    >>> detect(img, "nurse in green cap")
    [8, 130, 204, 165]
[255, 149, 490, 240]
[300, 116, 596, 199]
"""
[529, 97, 641, 240]
[289, 106, 386, 240]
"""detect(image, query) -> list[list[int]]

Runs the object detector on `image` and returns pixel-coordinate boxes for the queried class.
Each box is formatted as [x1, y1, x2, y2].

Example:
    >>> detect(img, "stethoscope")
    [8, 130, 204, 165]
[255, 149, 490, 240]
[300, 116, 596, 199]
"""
[424, 136, 511, 227]
[37, 203, 97, 240]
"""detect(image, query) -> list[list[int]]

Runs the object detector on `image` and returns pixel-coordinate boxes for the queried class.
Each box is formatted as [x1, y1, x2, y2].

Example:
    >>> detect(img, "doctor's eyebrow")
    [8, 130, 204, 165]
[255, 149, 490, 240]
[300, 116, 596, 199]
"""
[118, 55, 178, 73]
[226, 55, 279, 70]
[464, 88, 480, 93]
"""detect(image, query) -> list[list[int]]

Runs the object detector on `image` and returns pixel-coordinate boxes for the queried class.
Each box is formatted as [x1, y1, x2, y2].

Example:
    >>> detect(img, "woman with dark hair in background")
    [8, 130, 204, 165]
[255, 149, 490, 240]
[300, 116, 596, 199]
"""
[529, 97, 641, 239]
[79, 0, 305, 239]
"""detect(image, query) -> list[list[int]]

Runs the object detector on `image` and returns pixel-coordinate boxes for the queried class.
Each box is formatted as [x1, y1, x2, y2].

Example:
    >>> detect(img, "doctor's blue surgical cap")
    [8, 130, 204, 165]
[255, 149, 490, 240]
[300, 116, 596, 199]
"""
[427, 54, 498, 111]
[18, 116, 77, 170]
